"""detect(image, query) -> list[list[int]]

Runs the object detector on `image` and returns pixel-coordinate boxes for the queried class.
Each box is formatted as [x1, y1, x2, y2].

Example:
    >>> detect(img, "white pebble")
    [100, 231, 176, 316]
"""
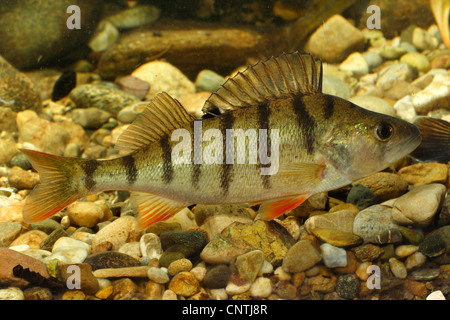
[208, 288, 228, 300]
[162, 289, 178, 300]
[140, 233, 162, 259]
[0, 287, 24, 300]
[250, 277, 273, 298]
[426, 290, 446, 300]
[395, 245, 419, 258]
[320, 243, 347, 268]
[147, 267, 170, 284]
[274, 266, 291, 281]
[190, 261, 207, 281]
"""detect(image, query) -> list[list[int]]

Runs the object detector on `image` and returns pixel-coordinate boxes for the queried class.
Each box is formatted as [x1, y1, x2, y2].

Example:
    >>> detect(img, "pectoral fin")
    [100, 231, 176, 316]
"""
[130, 192, 191, 229]
[258, 194, 309, 220]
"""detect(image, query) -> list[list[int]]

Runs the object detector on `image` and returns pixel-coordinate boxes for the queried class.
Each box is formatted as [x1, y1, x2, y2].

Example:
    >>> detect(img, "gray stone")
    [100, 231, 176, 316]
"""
[320, 243, 347, 268]
[353, 205, 400, 240]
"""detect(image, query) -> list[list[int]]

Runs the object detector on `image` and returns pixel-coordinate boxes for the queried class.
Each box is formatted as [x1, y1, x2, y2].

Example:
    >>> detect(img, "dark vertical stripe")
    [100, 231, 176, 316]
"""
[323, 94, 335, 120]
[293, 95, 316, 155]
[160, 135, 173, 183]
[258, 102, 272, 190]
[122, 155, 137, 185]
[81, 160, 99, 191]
[190, 120, 201, 189]
[220, 112, 235, 196]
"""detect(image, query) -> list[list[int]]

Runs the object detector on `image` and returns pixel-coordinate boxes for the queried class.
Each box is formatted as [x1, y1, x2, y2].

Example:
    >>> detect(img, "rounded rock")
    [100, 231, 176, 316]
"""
[282, 240, 321, 273]
[336, 274, 360, 299]
[167, 258, 193, 276]
[389, 257, 407, 279]
[395, 245, 419, 258]
[168, 271, 200, 297]
[140, 233, 162, 259]
[147, 267, 170, 284]
[320, 243, 347, 268]
[66, 201, 106, 228]
[203, 265, 232, 289]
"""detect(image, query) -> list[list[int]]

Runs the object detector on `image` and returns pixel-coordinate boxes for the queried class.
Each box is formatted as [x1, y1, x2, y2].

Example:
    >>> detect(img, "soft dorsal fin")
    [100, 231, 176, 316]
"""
[116, 92, 195, 153]
[202, 52, 322, 114]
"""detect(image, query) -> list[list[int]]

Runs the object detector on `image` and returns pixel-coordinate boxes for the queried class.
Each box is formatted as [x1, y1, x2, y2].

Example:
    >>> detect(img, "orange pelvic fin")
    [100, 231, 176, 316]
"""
[258, 194, 309, 220]
[130, 192, 190, 229]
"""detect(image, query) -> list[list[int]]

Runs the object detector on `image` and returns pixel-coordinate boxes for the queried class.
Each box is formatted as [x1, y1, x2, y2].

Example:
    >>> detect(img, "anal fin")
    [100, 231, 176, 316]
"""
[130, 192, 190, 229]
[258, 194, 309, 220]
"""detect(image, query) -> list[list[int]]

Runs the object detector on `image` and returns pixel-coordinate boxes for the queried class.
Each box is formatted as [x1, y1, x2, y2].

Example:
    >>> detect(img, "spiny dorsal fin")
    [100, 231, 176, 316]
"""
[116, 92, 195, 153]
[202, 52, 322, 114]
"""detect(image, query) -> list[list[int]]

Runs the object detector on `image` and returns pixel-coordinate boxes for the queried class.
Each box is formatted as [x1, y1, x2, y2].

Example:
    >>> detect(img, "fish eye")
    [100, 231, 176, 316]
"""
[375, 122, 394, 141]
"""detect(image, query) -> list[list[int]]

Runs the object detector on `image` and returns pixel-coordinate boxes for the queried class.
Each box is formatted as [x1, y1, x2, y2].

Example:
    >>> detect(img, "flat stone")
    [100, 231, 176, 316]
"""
[93, 266, 150, 278]
[391, 184, 446, 227]
[200, 235, 253, 264]
[353, 205, 400, 240]
[412, 74, 450, 113]
[234, 250, 265, 284]
[203, 265, 232, 289]
[0, 221, 22, 247]
[304, 14, 365, 63]
[304, 210, 355, 234]
[311, 228, 363, 247]
[282, 240, 322, 273]
[84, 251, 141, 271]
[168, 271, 200, 297]
[352, 172, 409, 202]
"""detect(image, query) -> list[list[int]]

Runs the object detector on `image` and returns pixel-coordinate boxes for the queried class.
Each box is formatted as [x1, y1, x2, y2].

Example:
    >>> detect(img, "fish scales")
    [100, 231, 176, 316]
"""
[20, 52, 421, 228]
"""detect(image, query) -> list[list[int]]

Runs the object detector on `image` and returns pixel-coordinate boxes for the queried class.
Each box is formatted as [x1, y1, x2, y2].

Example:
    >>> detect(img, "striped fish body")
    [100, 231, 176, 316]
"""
[21, 52, 421, 228]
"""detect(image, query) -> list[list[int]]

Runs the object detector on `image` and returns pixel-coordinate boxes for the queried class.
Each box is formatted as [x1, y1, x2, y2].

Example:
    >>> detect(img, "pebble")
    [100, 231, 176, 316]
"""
[190, 262, 207, 282]
[282, 240, 322, 273]
[39, 228, 68, 251]
[426, 290, 446, 300]
[159, 251, 185, 268]
[304, 209, 355, 234]
[349, 95, 396, 117]
[88, 20, 119, 52]
[48, 237, 90, 264]
[58, 263, 99, 295]
[69, 107, 112, 130]
[334, 252, 358, 274]
[0, 287, 25, 300]
[0, 56, 41, 112]
[225, 281, 251, 296]
[195, 69, 226, 92]
[160, 230, 207, 258]
[147, 267, 170, 284]
[249, 277, 273, 298]
[23, 287, 52, 300]
[221, 220, 294, 265]
[131, 61, 196, 101]
[404, 279, 428, 298]
[9, 230, 47, 249]
[352, 172, 409, 202]
[111, 278, 139, 300]
[412, 74, 450, 113]
[353, 205, 400, 240]
[61, 290, 85, 300]
[140, 233, 163, 259]
[84, 251, 141, 270]
[145, 281, 165, 300]
[419, 233, 446, 258]
[320, 243, 347, 268]
[391, 184, 446, 227]
[31, 219, 62, 235]
[203, 265, 232, 289]
[118, 242, 141, 258]
[376, 63, 416, 90]
[395, 245, 419, 258]
[409, 268, 440, 281]
[355, 261, 372, 281]
[116, 102, 147, 124]
[396, 226, 423, 245]
[389, 257, 408, 279]
[311, 228, 363, 247]
[321, 75, 351, 100]
[168, 258, 192, 276]
[194, 204, 253, 239]
[352, 244, 384, 262]
[106, 5, 160, 30]
[66, 201, 107, 228]
[7, 166, 40, 190]
[0, 221, 22, 247]
[336, 274, 360, 299]
[145, 221, 182, 235]
[339, 52, 369, 77]
[307, 274, 337, 293]
[412, 27, 439, 51]
[162, 289, 178, 300]
[400, 52, 431, 73]
[93, 266, 150, 278]
[95, 285, 114, 299]
[70, 84, 140, 116]
[346, 184, 379, 210]
[405, 252, 427, 270]
[235, 250, 265, 284]
[168, 271, 200, 297]
[91, 215, 141, 252]
[304, 14, 365, 63]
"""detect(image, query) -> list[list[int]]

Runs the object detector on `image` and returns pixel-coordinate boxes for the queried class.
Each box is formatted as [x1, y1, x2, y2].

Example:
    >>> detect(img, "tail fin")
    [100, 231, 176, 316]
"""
[411, 117, 450, 163]
[20, 149, 84, 223]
